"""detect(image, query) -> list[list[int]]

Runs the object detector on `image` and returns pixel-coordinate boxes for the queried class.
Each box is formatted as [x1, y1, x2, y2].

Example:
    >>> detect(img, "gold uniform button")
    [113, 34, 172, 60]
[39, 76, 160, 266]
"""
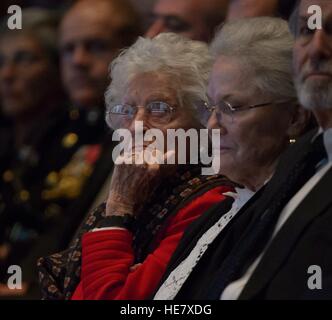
[19, 190, 30, 202]
[46, 171, 59, 186]
[62, 133, 78, 148]
[3, 170, 14, 182]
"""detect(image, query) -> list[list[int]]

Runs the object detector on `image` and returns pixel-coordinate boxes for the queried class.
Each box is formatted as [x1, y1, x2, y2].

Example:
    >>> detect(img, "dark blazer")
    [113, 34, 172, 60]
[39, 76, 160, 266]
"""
[240, 160, 332, 299]
[156, 129, 332, 299]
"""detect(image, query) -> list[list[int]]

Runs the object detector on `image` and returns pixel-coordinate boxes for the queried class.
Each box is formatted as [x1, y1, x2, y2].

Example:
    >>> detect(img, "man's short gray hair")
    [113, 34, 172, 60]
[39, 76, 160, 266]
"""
[105, 33, 212, 114]
[210, 17, 297, 102]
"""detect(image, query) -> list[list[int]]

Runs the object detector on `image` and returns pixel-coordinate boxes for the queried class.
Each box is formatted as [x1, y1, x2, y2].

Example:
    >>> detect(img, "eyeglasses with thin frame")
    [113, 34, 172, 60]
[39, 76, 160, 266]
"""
[199, 99, 296, 125]
[105, 101, 175, 129]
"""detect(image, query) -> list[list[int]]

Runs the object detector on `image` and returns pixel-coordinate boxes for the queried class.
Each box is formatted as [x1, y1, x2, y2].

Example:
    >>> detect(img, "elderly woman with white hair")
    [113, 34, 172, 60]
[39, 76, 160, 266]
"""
[38, 33, 236, 300]
[153, 17, 315, 300]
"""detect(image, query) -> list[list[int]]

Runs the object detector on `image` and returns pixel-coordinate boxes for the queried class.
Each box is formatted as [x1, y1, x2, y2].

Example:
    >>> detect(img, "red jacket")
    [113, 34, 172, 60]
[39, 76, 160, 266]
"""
[72, 185, 232, 300]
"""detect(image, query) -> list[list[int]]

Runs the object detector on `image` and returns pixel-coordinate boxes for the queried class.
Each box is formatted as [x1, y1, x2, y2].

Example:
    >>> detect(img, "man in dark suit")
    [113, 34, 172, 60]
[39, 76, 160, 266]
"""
[154, 0, 332, 300]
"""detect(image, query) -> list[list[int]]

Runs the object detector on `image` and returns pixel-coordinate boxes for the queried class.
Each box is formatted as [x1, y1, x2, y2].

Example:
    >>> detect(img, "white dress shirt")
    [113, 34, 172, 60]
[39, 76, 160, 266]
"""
[221, 128, 332, 300]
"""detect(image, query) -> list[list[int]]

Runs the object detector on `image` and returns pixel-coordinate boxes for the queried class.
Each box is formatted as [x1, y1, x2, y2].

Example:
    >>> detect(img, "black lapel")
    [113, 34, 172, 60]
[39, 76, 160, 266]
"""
[240, 165, 332, 300]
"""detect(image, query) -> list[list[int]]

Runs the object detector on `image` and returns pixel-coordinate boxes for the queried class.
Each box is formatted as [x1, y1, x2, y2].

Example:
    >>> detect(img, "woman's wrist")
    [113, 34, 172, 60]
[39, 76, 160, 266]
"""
[106, 192, 135, 217]
[95, 215, 137, 233]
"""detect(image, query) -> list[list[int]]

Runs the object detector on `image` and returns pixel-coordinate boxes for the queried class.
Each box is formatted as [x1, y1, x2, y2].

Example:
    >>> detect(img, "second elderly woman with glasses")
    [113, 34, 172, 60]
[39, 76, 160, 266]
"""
[154, 17, 316, 300]
[38, 33, 236, 300]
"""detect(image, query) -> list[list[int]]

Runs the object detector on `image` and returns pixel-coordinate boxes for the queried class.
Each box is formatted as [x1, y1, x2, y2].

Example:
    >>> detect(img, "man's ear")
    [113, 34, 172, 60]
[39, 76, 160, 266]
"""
[286, 104, 315, 139]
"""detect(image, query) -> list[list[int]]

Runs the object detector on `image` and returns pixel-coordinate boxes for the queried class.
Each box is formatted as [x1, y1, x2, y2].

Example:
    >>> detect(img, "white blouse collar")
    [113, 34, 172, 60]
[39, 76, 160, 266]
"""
[233, 187, 256, 209]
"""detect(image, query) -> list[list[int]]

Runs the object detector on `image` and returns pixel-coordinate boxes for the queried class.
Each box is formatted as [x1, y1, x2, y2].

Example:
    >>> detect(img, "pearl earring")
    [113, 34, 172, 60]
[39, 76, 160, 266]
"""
[289, 138, 296, 144]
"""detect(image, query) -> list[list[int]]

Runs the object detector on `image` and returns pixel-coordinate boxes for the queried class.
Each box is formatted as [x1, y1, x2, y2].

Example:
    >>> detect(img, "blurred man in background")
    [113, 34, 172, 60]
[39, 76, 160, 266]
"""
[55, 0, 142, 248]
[60, 0, 140, 109]
[0, 8, 68, 298]
[145, 0, 229, 42]
[0, 0, 141, 299]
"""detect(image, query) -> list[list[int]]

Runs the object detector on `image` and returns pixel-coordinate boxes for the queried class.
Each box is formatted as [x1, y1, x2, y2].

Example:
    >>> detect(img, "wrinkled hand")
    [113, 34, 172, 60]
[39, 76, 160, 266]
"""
[106, 149, 175, 217]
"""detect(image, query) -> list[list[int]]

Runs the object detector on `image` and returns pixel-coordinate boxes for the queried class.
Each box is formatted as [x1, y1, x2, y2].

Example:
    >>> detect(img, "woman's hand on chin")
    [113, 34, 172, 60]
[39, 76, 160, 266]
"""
[106, 149, 175, 217]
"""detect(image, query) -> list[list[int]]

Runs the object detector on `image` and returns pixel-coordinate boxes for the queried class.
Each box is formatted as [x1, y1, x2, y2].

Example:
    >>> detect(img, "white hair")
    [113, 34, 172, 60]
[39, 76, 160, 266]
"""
[295, 71, 332, 111]
[105, 33, 212, 115]
[210, 17, 297, 102]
